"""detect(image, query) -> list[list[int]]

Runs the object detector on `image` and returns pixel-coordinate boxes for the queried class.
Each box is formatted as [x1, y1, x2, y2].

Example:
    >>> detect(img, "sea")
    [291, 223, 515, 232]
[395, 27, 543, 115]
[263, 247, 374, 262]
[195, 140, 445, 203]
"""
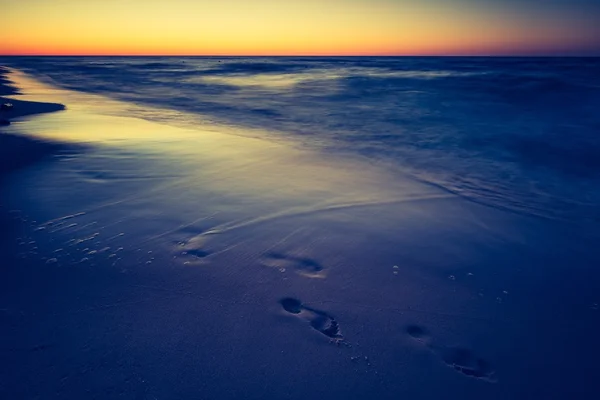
[2, 56, 599, 223]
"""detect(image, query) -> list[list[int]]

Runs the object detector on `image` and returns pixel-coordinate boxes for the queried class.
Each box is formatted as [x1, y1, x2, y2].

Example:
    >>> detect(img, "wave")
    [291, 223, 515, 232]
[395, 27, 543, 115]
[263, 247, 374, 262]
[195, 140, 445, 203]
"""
[2, 56, 600, 222]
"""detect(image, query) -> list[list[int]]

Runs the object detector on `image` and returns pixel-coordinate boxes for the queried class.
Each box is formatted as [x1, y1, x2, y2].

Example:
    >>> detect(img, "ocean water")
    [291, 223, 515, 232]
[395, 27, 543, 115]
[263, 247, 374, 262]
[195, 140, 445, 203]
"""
[2, 56, 600, 222]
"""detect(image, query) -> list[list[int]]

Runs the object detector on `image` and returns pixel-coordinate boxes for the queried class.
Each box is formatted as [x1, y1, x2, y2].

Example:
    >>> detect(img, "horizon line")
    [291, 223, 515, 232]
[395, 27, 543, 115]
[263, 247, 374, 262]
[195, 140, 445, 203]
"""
[1, 54, 599, 58]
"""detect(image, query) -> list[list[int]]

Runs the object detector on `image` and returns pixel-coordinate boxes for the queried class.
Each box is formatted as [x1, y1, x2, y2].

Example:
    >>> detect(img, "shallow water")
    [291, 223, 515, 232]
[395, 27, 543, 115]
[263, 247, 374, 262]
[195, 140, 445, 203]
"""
[2, 56, 600, 222]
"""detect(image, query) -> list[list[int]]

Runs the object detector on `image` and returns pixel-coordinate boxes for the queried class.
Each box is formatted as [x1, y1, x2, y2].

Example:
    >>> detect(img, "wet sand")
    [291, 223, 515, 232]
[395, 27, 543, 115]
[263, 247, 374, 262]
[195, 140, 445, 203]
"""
[1, 67, 600, 399]
[0, 66, 67, 175]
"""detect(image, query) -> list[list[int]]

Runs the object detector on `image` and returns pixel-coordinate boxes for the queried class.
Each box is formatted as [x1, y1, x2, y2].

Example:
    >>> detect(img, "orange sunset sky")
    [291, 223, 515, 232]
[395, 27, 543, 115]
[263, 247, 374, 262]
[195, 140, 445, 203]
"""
[2, 0, 600, 56]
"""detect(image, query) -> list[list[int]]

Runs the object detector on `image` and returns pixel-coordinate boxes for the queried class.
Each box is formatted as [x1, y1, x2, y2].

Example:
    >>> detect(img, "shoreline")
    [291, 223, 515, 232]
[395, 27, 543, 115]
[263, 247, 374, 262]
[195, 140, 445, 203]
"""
[0, 66, 71, 258]
[0, 66, 67, 175]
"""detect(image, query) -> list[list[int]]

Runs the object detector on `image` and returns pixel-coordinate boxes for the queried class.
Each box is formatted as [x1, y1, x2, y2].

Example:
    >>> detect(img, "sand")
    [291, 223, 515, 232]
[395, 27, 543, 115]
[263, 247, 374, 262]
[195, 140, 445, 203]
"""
[0, 67, 67, 175]
[1, 67, 599, 399]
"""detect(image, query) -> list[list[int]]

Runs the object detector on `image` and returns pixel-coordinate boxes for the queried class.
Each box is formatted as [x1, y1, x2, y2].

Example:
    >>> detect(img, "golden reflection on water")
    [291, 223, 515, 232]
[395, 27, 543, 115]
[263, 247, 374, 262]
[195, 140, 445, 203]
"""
[5, 69, 443, 213]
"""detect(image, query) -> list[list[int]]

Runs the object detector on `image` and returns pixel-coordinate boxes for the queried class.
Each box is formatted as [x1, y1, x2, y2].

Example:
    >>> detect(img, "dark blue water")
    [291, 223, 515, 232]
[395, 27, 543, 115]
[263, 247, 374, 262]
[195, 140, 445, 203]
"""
[3, 56, 600, 222]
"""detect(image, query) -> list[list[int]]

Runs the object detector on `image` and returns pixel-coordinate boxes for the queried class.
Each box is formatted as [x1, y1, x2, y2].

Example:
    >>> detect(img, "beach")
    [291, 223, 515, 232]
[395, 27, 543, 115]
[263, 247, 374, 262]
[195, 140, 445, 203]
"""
[1, 61, 599, 399]
[0, 67, 67, 175]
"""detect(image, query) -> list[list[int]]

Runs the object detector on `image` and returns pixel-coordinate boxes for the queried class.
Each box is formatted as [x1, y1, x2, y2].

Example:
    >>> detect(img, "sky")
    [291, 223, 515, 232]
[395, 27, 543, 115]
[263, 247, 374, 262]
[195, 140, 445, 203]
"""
[1, 0, 600, 56]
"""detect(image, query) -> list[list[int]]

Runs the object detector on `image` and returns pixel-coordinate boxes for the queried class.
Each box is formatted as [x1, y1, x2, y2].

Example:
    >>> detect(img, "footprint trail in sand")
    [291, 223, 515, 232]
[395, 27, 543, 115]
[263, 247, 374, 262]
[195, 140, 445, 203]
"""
[406, 325, 497, 382]
[263, 253, 325, 278]
[280, 298, 343, 340]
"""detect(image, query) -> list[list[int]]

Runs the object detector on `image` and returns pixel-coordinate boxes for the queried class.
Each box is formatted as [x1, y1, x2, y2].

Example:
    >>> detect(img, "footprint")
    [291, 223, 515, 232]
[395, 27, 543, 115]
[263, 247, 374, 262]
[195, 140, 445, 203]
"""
[405, 324, 496, 382]
[263, 253, 325, 278]
[184, 248, 211, 259]
[280, 298, 343, 341]
[438, 347, 496, 381]
[406, 325, 430, 343]
[173, 236, 213, 264]
[281, 298, 303, 314]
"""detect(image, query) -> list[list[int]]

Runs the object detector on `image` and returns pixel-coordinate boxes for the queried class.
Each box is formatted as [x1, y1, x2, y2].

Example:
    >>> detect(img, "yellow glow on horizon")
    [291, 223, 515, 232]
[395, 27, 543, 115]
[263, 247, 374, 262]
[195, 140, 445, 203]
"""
[2, 0, 599, 56]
